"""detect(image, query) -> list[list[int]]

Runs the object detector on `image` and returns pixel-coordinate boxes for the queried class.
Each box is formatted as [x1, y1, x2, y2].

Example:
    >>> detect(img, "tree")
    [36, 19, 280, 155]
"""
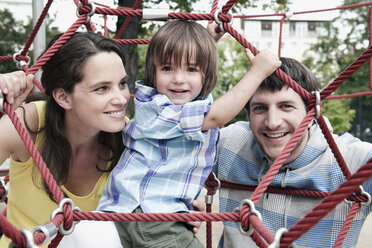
[302, 0, 372, 140]
[0, 9, 59, 73]
[0, 9, 28, 73]
[214, 37, 251, 125]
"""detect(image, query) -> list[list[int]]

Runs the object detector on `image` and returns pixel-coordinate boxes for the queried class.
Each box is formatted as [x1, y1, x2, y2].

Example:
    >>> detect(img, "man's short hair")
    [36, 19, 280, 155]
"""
[245, 57, 321, 110]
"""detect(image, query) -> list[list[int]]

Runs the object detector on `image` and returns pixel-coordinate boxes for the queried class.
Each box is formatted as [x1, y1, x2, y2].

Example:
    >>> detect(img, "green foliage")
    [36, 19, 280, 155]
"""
[213, 37, 251, 125]
[0, 9, 28, 73]
[303, 0, 372, 138]
[322, 99, 355, 134]
[0, 9, 60, 73]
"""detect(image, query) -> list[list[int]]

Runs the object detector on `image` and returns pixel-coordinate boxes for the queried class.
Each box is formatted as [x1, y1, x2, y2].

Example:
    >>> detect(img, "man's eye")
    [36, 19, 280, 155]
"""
[282, 104, 293, 109]
[253, 106, 266, 111]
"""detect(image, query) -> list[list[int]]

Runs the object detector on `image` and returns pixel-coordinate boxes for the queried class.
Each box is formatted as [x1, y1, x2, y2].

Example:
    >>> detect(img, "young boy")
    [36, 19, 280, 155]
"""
[98, 20, 281, 247]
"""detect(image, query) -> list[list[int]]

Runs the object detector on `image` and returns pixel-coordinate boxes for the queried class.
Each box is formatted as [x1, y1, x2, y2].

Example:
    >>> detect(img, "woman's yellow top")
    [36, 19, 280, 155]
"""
[0, 101, 112, 247]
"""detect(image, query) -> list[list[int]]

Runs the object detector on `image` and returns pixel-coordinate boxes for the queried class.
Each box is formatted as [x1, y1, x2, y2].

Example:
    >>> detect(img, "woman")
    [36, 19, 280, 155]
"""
[0, 31, 204, 247]
[0, 32, 130, 247]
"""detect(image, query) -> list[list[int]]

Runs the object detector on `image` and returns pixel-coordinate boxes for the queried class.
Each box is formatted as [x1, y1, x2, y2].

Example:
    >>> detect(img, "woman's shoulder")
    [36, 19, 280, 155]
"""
[19, 101, 44, 131]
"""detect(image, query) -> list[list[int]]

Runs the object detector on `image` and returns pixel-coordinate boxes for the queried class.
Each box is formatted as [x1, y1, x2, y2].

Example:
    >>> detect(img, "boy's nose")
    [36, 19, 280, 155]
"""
[173, 70, 186, 84]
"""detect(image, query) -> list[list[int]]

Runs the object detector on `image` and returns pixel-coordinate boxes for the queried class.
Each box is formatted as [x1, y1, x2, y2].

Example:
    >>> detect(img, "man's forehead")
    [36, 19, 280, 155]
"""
[251, 86, 303, 104]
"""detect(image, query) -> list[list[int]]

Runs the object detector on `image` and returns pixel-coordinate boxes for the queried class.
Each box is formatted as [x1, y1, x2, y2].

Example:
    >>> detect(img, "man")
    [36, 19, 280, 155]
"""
[214, 57, 372, 247]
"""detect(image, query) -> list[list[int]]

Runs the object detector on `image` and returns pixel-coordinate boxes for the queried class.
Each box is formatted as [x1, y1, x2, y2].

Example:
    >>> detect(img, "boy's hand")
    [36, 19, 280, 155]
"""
[0, 71, 34, 110]
[189, 199, 206, 234]
[246, 48, 281, 79]
[207, 22, 224, 42]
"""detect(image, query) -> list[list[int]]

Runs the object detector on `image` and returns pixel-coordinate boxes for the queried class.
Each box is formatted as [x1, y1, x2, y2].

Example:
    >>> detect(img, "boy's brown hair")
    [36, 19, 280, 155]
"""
[144, 20, 218, 98]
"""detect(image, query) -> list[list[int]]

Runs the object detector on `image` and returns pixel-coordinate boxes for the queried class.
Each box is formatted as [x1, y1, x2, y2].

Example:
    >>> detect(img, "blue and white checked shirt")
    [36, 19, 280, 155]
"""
[215, 120, 372, 248]
[98, 81, 219, 213]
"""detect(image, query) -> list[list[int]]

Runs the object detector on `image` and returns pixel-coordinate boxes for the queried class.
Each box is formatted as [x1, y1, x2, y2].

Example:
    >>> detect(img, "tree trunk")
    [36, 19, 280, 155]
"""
[117, 0, 140, 95]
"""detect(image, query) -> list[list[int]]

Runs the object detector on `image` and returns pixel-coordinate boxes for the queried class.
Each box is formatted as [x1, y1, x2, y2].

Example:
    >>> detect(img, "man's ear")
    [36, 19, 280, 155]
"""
[245, 109, 250, 122]
[52, 88, 72, 110]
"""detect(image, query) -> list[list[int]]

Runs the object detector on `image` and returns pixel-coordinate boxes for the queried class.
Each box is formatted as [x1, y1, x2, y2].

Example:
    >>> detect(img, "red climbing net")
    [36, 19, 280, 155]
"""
[1, 0, 372, 247]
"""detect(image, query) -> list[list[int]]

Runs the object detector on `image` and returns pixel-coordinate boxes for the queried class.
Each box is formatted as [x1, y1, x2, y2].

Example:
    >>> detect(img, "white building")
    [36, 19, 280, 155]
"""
[234, 15, 331, 61]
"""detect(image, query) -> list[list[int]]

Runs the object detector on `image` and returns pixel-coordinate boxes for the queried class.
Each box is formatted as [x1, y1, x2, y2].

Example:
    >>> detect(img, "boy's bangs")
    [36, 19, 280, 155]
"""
[159, 39, 199, 67]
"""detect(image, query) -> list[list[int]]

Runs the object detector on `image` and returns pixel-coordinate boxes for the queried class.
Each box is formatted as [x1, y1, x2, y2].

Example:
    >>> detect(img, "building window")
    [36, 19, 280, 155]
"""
[261, 21, 272, 37]
[261, 21, 272, 31]
[290, 22, 296, 37]
[308, 21, 316, 31]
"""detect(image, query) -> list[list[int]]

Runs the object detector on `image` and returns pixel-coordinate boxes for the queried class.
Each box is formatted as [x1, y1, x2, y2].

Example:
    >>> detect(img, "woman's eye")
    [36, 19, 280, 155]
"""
[119, 81, 127, 89]
[95, 86, 108, 92]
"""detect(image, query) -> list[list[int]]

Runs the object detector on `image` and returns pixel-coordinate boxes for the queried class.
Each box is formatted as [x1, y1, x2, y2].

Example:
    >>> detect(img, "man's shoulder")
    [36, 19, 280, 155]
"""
[219, 121, 257, 151]
[334, 132, 372, 149]
[220, 121, 251, 135]
[333, 132, 372, 171]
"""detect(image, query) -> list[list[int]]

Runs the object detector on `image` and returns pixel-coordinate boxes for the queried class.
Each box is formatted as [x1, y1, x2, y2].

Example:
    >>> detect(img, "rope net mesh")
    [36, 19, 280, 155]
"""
[1, 0, 372, 247]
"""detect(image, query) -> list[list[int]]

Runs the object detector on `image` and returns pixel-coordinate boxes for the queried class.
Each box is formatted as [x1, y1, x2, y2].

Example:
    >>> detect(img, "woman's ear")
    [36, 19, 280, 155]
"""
[52, 88, 72, 110]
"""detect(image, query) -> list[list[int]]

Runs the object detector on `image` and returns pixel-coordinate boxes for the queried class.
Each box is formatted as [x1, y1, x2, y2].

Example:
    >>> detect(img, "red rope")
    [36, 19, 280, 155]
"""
[333, 203, 360, 248]
[19, 0, 53, 57]
[280, 158, 372, 247]
[320, 46, 372, 101]
[2, 1, 372, 247]
[115, 0, 142, 39]
[2, 102, 64, 202]
[249, 110, 315, 204]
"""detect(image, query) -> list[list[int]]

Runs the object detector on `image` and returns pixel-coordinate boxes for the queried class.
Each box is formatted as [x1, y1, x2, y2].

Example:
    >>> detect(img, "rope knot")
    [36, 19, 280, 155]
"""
[234, 199, 262, 236]
[50, 198, 81, 236]
[213, 9, 233, 32]
[76, 1, 96, 24]
[13, 51, 30, 69]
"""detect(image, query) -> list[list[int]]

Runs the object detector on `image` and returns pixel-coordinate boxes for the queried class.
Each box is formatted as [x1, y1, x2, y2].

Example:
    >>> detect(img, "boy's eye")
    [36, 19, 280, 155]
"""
[188, 67, 197, 72]
[162, 66, 172, 71]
